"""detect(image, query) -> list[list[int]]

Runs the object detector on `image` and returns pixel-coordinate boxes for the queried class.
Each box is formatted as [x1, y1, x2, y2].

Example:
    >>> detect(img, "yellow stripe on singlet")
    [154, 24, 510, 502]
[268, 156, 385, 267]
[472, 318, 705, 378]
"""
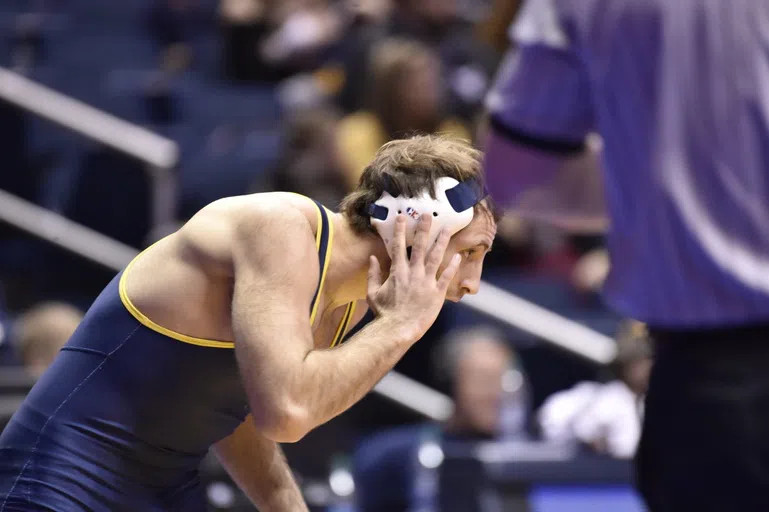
[119, 241, 236, 349]
[119, 197, 342, 349]
[309, 206, 334, 326]
[330, 301, 357, 348]
[313, 199, 323, 251]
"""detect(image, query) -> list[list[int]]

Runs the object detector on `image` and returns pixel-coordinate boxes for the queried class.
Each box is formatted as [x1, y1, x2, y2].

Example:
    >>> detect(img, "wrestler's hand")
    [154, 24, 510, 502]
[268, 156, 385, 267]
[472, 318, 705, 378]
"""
[367, 213, 461, 342]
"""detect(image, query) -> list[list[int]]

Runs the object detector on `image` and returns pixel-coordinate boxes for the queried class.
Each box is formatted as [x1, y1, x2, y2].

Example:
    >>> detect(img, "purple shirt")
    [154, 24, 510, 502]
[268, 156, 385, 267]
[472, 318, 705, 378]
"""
[487, 0, 769, 328]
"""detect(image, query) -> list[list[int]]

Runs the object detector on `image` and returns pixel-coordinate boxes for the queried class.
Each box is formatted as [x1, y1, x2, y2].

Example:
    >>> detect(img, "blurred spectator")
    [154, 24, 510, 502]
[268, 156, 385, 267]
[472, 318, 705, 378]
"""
[337, 0, 498, 119]
[160, 42, 194, 76]
[219, 0, 345, 83]
[14, 302, 83, 379]
[474, 0, 521, 53]
[572, 247, 610, 295]
[537, 321, 651, 459]
[433, 326, 530, 440]
[10, 13, 46, 71]
[259, 1, 343, 71]
[481, 212, 538, 270]
[352, 326, 528, 512]
[146, 0, 210, 73]
[337, 38, 471, 189]
[261, 106, 349, 209]
[218, 0, 271, 82]
[344, 0, 393, 26]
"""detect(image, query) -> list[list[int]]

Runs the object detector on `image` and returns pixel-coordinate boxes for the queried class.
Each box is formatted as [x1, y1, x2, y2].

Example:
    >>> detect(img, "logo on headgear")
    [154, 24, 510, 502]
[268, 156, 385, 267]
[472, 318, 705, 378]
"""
[405, 207, 420, 220]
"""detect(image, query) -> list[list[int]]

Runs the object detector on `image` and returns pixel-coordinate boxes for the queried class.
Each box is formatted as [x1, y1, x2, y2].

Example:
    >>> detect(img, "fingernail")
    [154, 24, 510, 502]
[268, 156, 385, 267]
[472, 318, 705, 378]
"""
[453, 254, 461, 263]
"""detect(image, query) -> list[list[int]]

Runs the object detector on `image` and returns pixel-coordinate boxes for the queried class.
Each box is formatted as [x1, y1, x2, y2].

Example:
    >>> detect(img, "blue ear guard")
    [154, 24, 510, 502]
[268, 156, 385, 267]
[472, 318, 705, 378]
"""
[365, 176, 487, 254]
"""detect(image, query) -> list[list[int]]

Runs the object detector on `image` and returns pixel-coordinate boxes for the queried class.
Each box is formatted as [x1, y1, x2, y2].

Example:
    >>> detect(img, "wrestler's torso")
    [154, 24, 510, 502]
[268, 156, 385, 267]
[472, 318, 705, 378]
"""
[0, 194, 363, 510]
[125, 192, 360, 348]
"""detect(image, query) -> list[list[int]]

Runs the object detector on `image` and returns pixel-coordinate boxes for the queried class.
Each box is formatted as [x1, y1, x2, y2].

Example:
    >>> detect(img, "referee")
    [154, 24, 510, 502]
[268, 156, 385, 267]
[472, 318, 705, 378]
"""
[483, 1, 769, 511]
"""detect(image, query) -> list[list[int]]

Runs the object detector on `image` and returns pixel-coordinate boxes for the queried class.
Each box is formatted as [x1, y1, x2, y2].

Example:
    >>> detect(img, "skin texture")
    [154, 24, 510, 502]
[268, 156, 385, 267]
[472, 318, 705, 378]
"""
[121, 191, 496, 510]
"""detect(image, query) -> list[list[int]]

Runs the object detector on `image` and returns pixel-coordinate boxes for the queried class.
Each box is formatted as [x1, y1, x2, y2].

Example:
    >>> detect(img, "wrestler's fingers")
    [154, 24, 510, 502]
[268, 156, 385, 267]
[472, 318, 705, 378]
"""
[409, 215, 432, 268]
[389, 215, 408, 271]
[367, 256, 383, 297]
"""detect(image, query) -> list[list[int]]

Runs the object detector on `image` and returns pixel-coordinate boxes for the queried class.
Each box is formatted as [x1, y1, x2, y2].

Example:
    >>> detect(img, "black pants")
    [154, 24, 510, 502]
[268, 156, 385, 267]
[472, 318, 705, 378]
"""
[637, 323, 769, 511]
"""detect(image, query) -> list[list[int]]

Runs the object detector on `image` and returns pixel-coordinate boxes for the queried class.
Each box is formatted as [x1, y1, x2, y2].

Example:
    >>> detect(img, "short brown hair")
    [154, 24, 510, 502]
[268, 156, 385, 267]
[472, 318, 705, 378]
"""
[340, 134, 499, 233]
[368, 38, 439, 136]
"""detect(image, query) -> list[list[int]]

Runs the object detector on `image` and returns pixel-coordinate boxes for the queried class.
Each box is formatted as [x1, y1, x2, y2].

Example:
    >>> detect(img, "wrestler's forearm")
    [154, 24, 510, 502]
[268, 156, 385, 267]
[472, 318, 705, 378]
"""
[214, 417, 308, 512]
[292, 315, 414, 432]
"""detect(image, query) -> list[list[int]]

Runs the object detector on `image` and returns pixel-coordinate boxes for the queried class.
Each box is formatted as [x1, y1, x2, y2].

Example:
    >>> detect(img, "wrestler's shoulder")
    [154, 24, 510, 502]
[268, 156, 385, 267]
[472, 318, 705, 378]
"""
[176, 193, 319, 265]
[195, 192, 317, 227]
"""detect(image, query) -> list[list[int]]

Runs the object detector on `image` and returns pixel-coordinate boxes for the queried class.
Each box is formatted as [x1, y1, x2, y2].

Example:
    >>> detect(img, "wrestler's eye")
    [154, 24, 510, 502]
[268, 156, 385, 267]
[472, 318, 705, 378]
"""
[433, 212, 438, 217]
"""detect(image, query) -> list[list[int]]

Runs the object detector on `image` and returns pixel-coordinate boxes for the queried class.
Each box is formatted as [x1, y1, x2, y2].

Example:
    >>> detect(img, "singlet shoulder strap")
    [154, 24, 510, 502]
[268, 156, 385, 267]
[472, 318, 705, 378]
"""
[307, 199, 356, 347]
[309, 200, 334, 325]
[330, 301, 357, 348]
[119, 238, 236, 349]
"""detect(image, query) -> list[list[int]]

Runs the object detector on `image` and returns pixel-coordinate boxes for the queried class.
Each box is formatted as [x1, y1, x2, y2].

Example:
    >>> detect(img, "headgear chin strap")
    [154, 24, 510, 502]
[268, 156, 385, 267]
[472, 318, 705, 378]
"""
[365, 176, 487, 256]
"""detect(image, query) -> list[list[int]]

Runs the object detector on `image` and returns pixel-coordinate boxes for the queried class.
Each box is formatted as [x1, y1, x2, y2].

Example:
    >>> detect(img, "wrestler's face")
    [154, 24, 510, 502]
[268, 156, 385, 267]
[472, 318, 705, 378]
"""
[440, 206, 497, 302]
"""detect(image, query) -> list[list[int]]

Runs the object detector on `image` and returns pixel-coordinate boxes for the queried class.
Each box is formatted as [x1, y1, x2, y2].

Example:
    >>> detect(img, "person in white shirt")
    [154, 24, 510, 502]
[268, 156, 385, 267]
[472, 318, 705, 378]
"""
[538, 321, 651, 459]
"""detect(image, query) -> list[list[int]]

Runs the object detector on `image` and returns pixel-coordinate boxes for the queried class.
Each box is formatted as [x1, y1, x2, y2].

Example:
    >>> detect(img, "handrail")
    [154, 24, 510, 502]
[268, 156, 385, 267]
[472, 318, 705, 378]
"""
[0, 191, 617, 420]
[0, 189, 137, 270]
[0, 66, 178, 231]
[0, 67, 177, 169]
[463, 284, 617, 365]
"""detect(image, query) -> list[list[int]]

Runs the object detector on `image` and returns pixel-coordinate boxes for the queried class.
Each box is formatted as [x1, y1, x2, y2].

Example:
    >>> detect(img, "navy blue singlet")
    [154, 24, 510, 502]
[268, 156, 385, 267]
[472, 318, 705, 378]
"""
[0, 200, 356, 511]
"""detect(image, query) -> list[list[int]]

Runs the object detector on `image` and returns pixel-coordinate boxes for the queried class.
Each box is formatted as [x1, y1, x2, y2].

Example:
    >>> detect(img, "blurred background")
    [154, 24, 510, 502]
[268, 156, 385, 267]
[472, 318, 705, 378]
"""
[0, 0, 647, 510]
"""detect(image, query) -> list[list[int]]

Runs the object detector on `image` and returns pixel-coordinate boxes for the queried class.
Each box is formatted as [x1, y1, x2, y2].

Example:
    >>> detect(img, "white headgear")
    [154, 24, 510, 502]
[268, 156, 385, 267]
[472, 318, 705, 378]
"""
[366, 176, 487, 256]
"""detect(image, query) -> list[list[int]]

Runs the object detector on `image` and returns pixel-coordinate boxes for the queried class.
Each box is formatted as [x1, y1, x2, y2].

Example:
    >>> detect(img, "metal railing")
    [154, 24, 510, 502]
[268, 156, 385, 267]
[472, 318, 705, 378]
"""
[0, 66, 178, 230]
[0, 69, 617, 421]
[463, 284, 617, 365]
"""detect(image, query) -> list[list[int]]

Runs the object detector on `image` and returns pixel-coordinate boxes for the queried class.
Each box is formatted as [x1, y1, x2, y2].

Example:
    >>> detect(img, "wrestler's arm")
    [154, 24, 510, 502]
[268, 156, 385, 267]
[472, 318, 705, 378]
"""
[213, 416, 307, 512]
[231, 207, 456, 443]
[211, 301, 369, 511]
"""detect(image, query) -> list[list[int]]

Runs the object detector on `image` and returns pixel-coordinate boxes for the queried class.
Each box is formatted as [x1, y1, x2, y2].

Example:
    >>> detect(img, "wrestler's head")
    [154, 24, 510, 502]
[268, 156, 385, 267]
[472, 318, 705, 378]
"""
[341, 134, 499, 302]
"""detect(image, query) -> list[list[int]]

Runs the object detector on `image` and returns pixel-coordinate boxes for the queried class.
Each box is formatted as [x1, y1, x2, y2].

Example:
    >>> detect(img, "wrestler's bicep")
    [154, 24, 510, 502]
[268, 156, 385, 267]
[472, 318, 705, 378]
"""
[230, 209, 318, 408]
